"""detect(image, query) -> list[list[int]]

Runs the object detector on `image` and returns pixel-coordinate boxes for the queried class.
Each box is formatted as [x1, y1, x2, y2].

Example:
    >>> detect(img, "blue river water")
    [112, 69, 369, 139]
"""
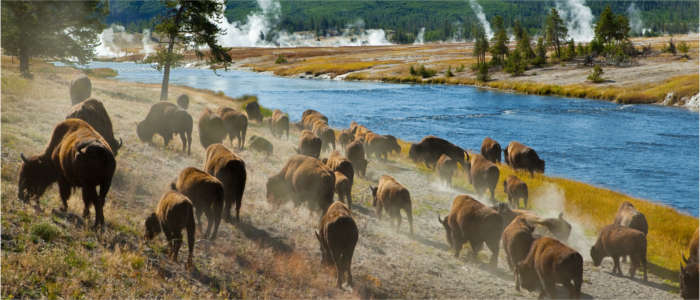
[84, 61, 699, 216]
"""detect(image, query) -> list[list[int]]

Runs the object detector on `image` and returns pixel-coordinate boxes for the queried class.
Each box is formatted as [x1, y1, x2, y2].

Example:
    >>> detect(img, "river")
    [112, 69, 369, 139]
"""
[83, 61, 699, 216]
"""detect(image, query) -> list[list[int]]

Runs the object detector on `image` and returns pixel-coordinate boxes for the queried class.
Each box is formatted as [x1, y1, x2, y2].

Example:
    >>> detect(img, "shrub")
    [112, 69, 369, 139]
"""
[445, 66, 454, 77]
[678, 41, 689, 54]
[410, 65, 436, 78]
[409, 65, 417, 76]
[31, 222, 60, 242]
[275, 55, 288, 64]
[456, 64, 465, 72]
[663, 39, 676, 54]
[587, 65, 605, 83]
[476, 63, 489, 82]
[505, 49, 526, 76]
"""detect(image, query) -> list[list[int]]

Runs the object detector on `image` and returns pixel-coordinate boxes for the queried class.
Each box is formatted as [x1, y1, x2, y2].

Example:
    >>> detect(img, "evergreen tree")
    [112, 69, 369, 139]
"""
[515, 24, 534, 59]
[472, 25, 489, 66]
[594, 5, 630, 49]
[489, 15, 508, 65]
[148, 0, 232, 101]
[545, 8, 567, 58]
[565, 39, 576, 60]
[505, 48, 525, 76]
[1, 1, 107, 76]
[532, 36, 547, 66]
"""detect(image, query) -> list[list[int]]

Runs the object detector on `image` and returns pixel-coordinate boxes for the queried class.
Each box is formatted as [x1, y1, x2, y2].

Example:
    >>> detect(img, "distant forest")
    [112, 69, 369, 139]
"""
[107, 0, 698, 43]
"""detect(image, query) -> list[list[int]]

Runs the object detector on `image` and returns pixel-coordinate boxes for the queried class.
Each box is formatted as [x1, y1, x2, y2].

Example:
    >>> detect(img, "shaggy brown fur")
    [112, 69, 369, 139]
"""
[681, 229, 699, 300]
[216, 107, 248, 149]
[177, 94, 189, 110]
[248, 135, 273, 155]
[516, 237, 583, 299]
[315, 201, 358, 288]
[613, 201, 648, 236]
[137, 102, 192, 154]
[370, 175, 413, 235]
[338, 129, 354, 149]
[438, 195, 503, 265]
[67, 98, 122, 156]
[18, 119, 116, 229]
[245, 101, 263, 123]
[198, 108, 227, 150]
[204, 144, 247, 222]
[145, 191, 196, 269]
[312, 120, 336, 151]
[466, 154, 500, 201]
[480, 137, 502, 163]
[503, 175, 528, 209]
[504, 141, 545, 176]
[591, 224, 647, 281]
[409, 135, 468, 169]
[298, 130, 322, 158]
[345, 140, 367, 177]
[70, 75, 91, 105]
[270, 109, 290, 139]
[350, 122, 370, 141]
[323, 151, 354, 187]
[690, 228, 699, 263]
[365, 132, 401, 161]
[333, 171, 352, 207]
[436, 154, 457, 185]
[171, 167, 224, 240]
[266, 155, 335, 213]
[502, 216, 536, 272]
[301, 109, 328, 129]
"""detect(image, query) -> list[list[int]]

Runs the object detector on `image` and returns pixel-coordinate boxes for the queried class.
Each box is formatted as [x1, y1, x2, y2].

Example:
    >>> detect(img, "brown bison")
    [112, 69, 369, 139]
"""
[436, 154, 457, 185]
[266, 155, 335, 213]
[137, 101, 193, 155]
[297, 130, 322, 158]
[502, 216, 536, 272]
[145, 190, 195, 269]
[216, 107, 248, 149]
[177, 94, 189, 110]
[503, 175, 528, 208]
[370, 175, 413, 235]
[466, 154, 500, 201]
[198, 108, 227, 150]
[681, 229, 699, 300]
[350, 122, 370, 141]
[204, 144, 246, 222]
[503, 141, 545, 175]
[249, 135, 273, 155]
[18, 119, 116, 229]
[590, 224, 647, 281]
[689, 228, 699, 263]
[613, 201, 648, 236]
[315, 201, 358, 288]
[365, 132, 401, 161]
[301, 109, 328, 129]
[323, 151, 354, 207]
[333, 171, 352, 207]
[516, 237, 583, 299]
[338, 129, 354, 149]
[312, 120, 336, 151]
[345, 140, 367, 177]
[244, 101, 263, 123]
[480, 137, 501, 163]
[171, 167, 224, 240]
[409, 136, 468, 169]
[70, 75, 91, 105]
[438, 195, 503, 265]
[270, 109, 290, 138]
[67, 98, 122, 156]
[491, 203, 537, 227]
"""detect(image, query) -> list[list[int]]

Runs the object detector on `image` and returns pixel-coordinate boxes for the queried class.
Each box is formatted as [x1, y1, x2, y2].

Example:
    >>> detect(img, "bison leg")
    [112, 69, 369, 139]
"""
[179, 132, 187, 153]
[58, 179, 71, 212]
[470, 241, 483, 262]
[81, 186, 94, 219]
[186, 209, 195, 270]
[486, 238, 500, 267]
[404, 205, 414, 236]
[195, 209, 204, 232]
[346, 190, 352, 210]
[612, 256, 622, 275]
[186, 130, 192, 155]
[209, 208, 222, 241]
[172, 230, 183, 262]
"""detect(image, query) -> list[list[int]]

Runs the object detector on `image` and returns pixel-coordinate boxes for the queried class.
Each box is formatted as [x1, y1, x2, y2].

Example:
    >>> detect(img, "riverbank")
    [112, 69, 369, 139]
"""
[1, 58, 696, 298]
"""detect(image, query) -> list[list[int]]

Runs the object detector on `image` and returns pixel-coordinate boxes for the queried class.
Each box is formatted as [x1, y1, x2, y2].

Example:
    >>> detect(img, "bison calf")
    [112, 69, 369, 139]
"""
[370, 175, 413, 235]
[590, 224, 647, 281]
[503, 175, 528, 209]
[316, 201, 358, 288]
[516, 237, 583, 299]
[172, 167, 224, 240]
[438, 195, 502, 265]
[204, 144, 246, 222]
[145, 191, 195, 269]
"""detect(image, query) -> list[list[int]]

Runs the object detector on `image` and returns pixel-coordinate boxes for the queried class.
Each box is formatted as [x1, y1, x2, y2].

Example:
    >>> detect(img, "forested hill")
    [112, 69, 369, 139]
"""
[108, 0, 697, 43]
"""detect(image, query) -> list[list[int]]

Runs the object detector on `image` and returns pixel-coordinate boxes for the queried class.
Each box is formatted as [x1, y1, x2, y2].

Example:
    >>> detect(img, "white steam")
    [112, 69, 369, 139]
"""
[468, 0, 493, 39]
[95, 25, 158, 58]
[626, 3, 644, 35]
[413, 27, 425, 45]
[555, 0, 595, 42]
[141, 29, 156, 58]
[95, 25, 125, 58]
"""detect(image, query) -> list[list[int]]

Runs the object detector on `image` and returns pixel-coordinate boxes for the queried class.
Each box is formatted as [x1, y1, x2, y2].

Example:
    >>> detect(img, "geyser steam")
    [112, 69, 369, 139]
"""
[555, 0, 594, 42]
[468, 0, 493, 39]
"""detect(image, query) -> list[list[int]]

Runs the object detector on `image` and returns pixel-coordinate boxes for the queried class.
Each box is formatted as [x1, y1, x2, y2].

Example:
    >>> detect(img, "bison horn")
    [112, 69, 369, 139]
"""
[118, 137, 123, 147]
[20, 153, 28, 163]
[682, 251, 689, 264]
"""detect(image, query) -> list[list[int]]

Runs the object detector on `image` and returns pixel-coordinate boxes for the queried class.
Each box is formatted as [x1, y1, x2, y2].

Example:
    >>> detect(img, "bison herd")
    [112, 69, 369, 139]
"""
[14, 76, 698, 297]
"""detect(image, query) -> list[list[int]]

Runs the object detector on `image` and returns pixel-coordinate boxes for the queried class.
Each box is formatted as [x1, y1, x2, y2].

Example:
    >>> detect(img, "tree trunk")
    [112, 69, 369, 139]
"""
[19, 45, 29, 76]
[159, 39, 174, 101]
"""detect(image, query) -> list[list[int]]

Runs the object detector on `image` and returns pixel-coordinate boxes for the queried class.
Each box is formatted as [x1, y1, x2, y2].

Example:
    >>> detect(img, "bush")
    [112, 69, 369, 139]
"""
[445, 66, 454, 77]
[587, 65, 605, 83]
[275, 55, 288, 64]
[663, 39, 677, 54]
[476, 63, 489, 82]
[31, 222, 61, 242]
[505, 49, 526, 76]
[678, 41, 689, 54]
[456, 64, 465, 72]
[410, 64, 436, 78]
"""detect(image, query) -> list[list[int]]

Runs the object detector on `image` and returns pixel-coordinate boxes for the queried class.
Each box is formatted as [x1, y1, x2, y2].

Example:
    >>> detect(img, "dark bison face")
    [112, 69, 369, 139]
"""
[385, 135, 401, 153]
[408, 144, 419, 162]
[315, 230, 331, 265]
[18, 154, 55, 202]
[266, 175, 287, 205]
[680, 261, 699, 299]
[438, 215, 453, 248]
[590, 245, 604, 266]
[144, 213, 161, 240]
[516, 261, 539, 292]
[369, 186, 378, 206]
[136, 121, 153, 142]
[535, 159, 545, 173]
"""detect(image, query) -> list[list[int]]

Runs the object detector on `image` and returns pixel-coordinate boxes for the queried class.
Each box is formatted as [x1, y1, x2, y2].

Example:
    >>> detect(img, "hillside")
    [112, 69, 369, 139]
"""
[1, 59, 696, 298]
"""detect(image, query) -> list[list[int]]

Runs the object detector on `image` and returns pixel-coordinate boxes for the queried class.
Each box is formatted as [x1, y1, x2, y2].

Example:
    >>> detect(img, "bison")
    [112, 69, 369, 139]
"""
[681, 230, 699, 300]
[266, 155, 335, 213]
[248, 135, 273, 155]
[590, 224, 647, 281]
[204, 144, 246, 222]
[370, 175, 413, 235]
[338, 129, 354, 149]
[502, 216, 536, 272]
[70, 75, 91, 105]
[171, 167, 224, 240]
[137, 101, 192, 155]
[66, 98, 122, 156]
[409, 135, 468, 169]
[315, 201, 358, 288]
[345, 140, 367, 177]
[18, 119, 115, 229]
[198, 108, 227, 150]
[503, 175, 528, 208]
[516, 237, 583, 299]
[177, 94, 189, 110]
[503, 141, 545, 176]
[689, 228, 699, 263]
[145, 190, 195, 269]
[297, 130, 322, 158]
[312, 120, 336, 152]
[480, 137, 501, 163]
[270, 109, 290, 139]
[216, 107, 248, 149]
[535, 213, 572, 242]
[437, 195, 502, 265]
[613, 201, 648, 236]
[244, 101, 263, 123]
[301, 109, 327, 129]
[333, 171, 352, 207]
[365, 132, 401, 161]
[436, 154, 457, 185]
[466, 154, 500, 201]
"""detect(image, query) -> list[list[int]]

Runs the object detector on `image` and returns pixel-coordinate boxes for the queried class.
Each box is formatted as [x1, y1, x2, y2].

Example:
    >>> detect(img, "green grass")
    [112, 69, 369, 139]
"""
[83, 67, 118, 78]
[30, 222, 61, 243]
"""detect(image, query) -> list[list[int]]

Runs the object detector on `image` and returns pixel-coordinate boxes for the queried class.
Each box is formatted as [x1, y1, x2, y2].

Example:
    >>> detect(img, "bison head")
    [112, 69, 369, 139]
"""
[18, 153, 57, 202]
[535, 158, 545, 173]
[680, 254, 699, 300]
[385, 135, 401, 154]
[136, 121, 154, 142]
[315, 230, 331, 265]
[408, 143, 419, 162]
[144, 213, 161, 240]
[369, 186, 378, 206]
[516, 261, 539, 292]
[437, 214, 453, 248]
[590, 244, 604, 267]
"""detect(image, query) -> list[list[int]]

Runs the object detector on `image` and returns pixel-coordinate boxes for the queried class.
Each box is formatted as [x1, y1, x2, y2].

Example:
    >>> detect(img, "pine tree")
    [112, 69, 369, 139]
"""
[516, 25, 535, 60]
[545, 8, 567, 58]
[532, 37, 547, 67]
[489, 15, 508, 65]
[1, 1, 107, 76]
[472, 25, 489, 66]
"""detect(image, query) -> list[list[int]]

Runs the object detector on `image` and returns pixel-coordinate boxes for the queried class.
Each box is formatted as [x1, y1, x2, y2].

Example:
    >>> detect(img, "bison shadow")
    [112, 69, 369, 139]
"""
[411, 233, 449, 251]
[237, 221, 293, 253]
[604, 262, 678, 293]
